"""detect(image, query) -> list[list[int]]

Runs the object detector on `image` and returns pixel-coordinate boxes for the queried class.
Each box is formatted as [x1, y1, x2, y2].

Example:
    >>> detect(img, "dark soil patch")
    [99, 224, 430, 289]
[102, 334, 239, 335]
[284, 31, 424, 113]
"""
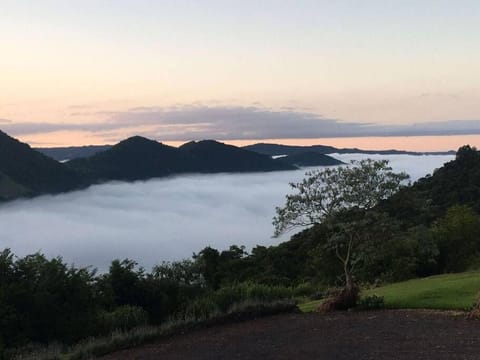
[101, 310, 480, 360]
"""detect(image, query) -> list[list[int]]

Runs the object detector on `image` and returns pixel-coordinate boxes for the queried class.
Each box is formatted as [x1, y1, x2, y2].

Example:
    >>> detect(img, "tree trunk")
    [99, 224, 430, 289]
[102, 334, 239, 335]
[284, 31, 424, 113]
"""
[345, 268, 354, 292]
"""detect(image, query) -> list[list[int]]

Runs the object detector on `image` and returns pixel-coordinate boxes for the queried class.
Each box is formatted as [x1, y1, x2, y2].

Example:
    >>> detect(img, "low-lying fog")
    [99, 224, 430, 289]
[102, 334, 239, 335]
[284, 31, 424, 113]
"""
[0, 154, 454, 271]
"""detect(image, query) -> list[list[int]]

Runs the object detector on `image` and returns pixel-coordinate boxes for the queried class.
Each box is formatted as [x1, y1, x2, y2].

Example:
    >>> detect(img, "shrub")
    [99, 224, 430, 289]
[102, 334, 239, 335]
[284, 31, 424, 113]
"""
[181, 297, 220, 321]
[357, 295, 385, 310]
[292, 283, 317, 297]
[212, 283, 293, 312]
[97, 305, 148, 334]
[317, 285, 360, 312]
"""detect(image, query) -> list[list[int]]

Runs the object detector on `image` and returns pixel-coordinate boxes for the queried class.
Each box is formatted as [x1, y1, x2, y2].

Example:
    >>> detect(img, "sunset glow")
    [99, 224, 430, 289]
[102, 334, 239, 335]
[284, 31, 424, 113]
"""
[1, 1, 479, 148]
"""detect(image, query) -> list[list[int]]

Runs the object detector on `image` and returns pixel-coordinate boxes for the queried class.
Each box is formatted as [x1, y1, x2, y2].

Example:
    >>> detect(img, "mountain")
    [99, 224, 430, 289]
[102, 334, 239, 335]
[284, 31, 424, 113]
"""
[35, 145, 112, 161]
[179, 140, 296, 172]
[243, 143, 456, 156]
[0, 130, 82, 200]
[380, 145, 480, 225]
[66, 137, 295, 183]
[66, 136, 198, 182]
[243, 143, 337, 156]
[277, 152, 344, 167]
[36, 141, 456, 162]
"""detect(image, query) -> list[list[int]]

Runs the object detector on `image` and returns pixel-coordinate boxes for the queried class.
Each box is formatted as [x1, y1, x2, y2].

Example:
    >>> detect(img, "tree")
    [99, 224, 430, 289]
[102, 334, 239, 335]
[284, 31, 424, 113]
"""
[273, 159, 409, 304]
[431, 205, 480, 272]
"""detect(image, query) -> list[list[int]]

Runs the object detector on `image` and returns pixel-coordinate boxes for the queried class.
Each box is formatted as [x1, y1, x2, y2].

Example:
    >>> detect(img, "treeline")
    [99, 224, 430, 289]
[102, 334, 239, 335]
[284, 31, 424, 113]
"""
[0, 250, 313, 357]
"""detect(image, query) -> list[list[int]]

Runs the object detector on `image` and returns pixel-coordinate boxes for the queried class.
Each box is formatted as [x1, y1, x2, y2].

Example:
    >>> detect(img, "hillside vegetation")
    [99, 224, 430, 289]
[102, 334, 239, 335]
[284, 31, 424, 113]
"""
[0, 131, 82, 200]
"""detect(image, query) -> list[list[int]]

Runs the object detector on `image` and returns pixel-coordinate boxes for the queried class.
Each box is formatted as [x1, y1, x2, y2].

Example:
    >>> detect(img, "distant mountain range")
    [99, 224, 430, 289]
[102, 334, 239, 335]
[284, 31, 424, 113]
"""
[1, 129, 457, 202]
[279, 152, 345, 167]
[242, 143, 456, 156]
[36, 145, 112, 162]
[1, 131, 312, 201]
[36, 142, 455, 162]
[66, 137, 296, 183]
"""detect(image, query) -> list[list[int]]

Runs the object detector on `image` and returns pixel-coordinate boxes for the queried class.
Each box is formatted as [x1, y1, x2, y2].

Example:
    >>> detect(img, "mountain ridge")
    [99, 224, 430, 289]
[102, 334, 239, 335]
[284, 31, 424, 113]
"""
[242, 143, 455, 156]
[0, 132, 300, 201]
[36, 142, 455, 161]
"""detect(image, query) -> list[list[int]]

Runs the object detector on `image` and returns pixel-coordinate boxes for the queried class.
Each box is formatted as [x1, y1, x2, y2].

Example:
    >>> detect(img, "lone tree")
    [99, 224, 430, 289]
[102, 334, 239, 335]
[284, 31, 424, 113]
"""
[273, 159, 409, 306]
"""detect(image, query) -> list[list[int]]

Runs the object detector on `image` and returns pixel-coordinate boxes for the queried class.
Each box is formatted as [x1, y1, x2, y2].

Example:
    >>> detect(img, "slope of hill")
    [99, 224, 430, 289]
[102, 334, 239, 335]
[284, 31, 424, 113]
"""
[244, 143, 455, 156]
[66, 138, 296, 183]
[35, 145, 112, 161]
[66, 136, 198, 182]
[278, 151, 344, 167]
[243, 143, 338, 156]
[0, 130, 82, 200]
[414, 145, 480, 213]
[382, 145, 480, 225]
[179, 140, 296, 172]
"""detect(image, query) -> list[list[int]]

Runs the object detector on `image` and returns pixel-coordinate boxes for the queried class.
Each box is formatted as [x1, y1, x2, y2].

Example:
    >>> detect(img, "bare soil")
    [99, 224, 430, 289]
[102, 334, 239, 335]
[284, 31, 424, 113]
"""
[102, 310, 480, 360]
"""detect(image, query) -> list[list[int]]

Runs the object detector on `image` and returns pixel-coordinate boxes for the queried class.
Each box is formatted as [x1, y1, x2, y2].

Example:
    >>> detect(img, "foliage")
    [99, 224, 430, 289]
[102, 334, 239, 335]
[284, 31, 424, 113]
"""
[431, 205, 480, 272]
[273, 159, 408, 305]
[13, 300, 297, 360]
[273, 159, 409, 237]
[357, 295, 385, 310]
[0, 250, 97, 348]
[97, 306, 148, 334]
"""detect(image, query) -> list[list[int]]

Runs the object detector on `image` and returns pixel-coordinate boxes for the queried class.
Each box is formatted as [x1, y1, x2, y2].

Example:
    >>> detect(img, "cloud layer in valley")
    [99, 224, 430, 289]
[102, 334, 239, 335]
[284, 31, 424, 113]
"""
[0, 154, 454, 271]
[3, 106, 480, 142]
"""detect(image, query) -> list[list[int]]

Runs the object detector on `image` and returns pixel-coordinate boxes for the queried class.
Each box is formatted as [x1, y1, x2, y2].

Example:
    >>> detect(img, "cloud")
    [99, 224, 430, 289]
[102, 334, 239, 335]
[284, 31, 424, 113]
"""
[0, 154, 454, 271]
[2, 105, 480, 141]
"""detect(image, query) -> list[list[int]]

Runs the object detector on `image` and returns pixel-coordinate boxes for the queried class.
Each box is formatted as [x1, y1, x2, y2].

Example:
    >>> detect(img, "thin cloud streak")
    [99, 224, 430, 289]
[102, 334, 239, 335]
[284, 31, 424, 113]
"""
[2, 106, 480, 142]
[0, 154, 454, 271]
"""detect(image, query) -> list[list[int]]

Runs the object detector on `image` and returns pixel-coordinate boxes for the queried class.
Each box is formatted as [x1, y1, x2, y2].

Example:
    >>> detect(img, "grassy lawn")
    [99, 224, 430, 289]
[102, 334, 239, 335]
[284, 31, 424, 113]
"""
[300, 271, 480, 312]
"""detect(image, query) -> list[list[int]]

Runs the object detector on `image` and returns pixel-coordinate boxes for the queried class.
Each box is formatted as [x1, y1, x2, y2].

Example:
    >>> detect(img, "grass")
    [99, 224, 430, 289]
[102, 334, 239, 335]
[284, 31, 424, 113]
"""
[298, 300, 322, 312]
[299, 271, 480, 312]
[364, 272, 480, 310]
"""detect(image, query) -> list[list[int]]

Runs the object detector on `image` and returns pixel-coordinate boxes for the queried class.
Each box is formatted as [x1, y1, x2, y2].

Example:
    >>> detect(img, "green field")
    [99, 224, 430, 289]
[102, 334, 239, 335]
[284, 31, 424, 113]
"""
[300, 272, 480, 312]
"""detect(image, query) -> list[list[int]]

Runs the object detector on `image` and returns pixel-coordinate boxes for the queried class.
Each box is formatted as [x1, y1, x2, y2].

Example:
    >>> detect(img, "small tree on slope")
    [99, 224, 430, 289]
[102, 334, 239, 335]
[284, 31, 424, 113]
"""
[273, 159, 409, 306]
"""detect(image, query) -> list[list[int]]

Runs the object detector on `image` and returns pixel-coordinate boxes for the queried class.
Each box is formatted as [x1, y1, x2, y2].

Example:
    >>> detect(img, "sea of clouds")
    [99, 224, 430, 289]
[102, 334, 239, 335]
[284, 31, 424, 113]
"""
[0, 154, 454, 271]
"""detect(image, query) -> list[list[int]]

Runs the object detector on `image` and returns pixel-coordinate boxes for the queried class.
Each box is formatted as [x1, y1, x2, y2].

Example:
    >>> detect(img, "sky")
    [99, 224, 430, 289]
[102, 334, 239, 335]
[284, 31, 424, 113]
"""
[1, 1, 479, 147]
[0, 153, 454, 270]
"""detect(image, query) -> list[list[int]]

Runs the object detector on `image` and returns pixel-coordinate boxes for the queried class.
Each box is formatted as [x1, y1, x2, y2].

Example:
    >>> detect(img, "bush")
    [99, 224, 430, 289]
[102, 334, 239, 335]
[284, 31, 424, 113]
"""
[212, 283, 293, 312]
[292, 283, 317, 297]
[181, 298, 220, 321]
[97, 306, 148, 334]
[357, 295, 385, 310]
[318, 285, 360, 312]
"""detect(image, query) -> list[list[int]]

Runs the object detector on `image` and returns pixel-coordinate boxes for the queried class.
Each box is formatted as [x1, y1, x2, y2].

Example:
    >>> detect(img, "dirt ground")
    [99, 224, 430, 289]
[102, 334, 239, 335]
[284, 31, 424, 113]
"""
[102, 310, 480, 360]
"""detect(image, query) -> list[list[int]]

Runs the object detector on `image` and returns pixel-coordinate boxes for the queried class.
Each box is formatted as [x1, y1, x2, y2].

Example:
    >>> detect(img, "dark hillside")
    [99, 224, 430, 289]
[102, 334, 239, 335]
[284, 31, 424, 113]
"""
[67, 136, 197, 182]
[0, 130, 82, 199]
[179, 140, 296, 172]
[244, 142, 455, 156]
[382, 145, 480, 224]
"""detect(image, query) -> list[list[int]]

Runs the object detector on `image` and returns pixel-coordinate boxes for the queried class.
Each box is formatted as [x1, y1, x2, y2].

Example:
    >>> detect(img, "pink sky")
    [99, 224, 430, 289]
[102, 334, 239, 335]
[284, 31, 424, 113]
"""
[2, 2, 479, 151]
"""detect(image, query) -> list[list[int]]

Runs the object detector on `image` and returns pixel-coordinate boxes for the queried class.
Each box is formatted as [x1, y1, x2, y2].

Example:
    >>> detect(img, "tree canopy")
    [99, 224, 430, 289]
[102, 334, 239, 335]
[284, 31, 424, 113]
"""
[273, 159, 409, 237]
